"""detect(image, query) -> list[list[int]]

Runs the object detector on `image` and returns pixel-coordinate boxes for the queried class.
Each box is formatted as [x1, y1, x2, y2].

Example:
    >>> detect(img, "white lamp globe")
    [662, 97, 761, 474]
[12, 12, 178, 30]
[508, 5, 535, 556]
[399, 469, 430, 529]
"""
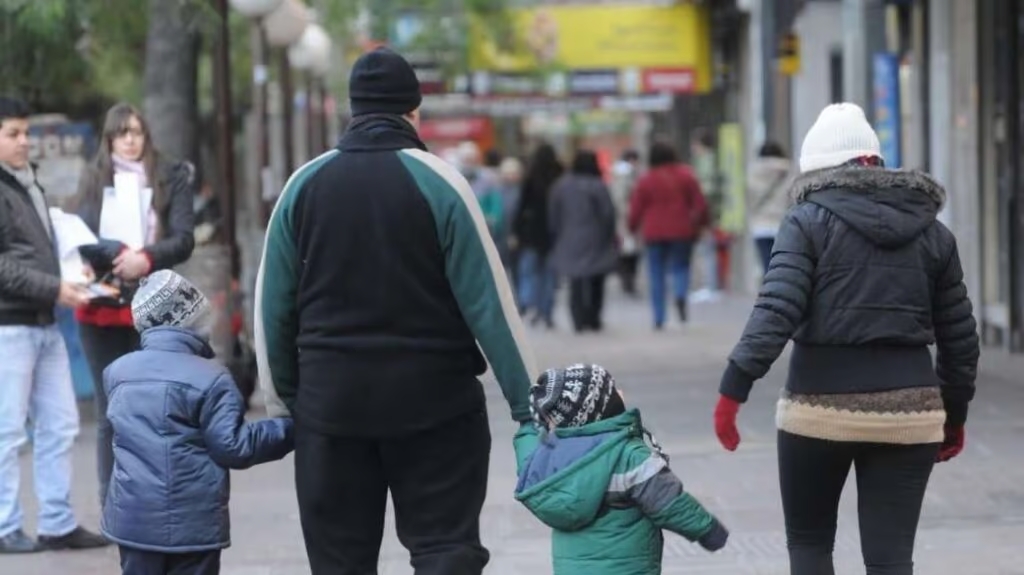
[288, 24, 332, 74]
[228, 0, 284, 18]
[264, 0, 311, 47]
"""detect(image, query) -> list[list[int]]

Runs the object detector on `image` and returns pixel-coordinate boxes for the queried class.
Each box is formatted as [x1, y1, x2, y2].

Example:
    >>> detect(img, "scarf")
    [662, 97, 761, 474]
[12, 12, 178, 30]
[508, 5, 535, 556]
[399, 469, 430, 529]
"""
[112, 154, 159, 245]
[1, 161, 52, 238]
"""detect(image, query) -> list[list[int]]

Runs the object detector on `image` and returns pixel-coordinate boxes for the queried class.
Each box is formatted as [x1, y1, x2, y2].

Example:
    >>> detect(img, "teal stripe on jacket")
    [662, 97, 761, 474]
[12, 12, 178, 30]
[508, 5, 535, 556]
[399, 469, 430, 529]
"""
[398, 148, 537, 423]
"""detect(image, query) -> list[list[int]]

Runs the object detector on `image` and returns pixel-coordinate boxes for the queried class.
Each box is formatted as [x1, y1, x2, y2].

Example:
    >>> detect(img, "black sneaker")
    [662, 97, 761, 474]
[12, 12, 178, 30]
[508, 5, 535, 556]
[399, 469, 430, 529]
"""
[0, 529, 40, 554]
[37, 527, 110, 551]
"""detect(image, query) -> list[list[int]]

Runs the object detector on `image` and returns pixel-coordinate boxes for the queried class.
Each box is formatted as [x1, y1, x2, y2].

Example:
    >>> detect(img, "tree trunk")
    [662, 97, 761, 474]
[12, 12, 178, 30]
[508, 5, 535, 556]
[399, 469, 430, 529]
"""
[143, 0, 202, 169]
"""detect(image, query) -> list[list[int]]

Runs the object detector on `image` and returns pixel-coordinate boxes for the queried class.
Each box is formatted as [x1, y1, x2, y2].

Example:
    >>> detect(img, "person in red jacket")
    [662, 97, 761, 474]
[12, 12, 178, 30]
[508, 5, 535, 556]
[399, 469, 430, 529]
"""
[628, 142, 709, 329]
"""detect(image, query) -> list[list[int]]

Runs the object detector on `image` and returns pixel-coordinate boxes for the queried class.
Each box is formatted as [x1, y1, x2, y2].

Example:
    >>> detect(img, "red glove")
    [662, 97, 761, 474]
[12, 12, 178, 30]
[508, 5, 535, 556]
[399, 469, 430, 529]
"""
[714, 395, 741, 451]
[936, 425, 965, 462]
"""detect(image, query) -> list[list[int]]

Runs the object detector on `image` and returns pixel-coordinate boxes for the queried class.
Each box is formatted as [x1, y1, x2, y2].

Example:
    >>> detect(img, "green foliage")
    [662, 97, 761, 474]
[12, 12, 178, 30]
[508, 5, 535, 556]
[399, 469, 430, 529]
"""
[1, 0, 509, 119]
[312, 0, 512, 92]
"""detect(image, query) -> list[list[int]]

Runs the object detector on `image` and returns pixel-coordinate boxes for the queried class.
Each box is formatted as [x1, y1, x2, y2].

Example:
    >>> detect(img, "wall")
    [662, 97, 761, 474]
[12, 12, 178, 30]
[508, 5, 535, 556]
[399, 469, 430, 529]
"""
[790, 1, 843, 155]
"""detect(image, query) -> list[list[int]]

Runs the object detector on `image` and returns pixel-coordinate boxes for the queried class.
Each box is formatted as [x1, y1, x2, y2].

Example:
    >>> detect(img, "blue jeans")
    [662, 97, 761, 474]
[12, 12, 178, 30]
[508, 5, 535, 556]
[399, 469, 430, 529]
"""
[698, 233, 719, 291]
[646, 240, 694, 327]
[516, 248, 556, 322]
[0, 325, 80, 537]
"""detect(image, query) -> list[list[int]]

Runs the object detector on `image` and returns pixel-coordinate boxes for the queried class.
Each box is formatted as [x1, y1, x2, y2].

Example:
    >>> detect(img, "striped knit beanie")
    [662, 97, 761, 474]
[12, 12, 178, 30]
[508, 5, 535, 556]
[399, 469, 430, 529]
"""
[530, 364, 624, 429]
[131, 270, 211, 334]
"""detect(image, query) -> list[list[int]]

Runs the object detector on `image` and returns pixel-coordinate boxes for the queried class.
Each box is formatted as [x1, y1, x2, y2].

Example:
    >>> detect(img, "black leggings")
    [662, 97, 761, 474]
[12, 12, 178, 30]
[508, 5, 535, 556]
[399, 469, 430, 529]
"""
[778, 431, 939, 575]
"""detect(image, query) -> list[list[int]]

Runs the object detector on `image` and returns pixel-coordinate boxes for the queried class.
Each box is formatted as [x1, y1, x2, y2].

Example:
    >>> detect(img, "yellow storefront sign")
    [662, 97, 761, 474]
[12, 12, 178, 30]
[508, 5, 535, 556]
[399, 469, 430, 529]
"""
[469, 4, 712, 93]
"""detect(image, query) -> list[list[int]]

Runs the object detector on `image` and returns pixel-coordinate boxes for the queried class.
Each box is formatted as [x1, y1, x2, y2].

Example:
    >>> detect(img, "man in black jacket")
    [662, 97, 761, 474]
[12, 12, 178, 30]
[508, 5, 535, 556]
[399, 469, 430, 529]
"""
[0, 96, 108, 553]
[255, 49, 536, 575]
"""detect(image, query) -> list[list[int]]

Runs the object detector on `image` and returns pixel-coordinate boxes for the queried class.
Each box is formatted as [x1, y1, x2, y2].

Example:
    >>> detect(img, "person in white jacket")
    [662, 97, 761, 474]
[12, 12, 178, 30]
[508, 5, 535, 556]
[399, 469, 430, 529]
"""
[747, 142, 796, 274]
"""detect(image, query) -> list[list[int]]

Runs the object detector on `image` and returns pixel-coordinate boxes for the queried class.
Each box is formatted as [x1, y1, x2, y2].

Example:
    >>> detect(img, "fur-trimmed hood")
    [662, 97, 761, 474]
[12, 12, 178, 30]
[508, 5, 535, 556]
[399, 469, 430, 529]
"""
[793, 166, 947, 248]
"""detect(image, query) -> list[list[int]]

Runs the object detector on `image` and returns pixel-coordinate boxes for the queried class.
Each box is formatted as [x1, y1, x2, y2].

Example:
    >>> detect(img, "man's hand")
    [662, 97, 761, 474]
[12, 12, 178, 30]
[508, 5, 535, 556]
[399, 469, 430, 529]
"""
[57, 282, 92, 309]
[113, 250, 151, 281]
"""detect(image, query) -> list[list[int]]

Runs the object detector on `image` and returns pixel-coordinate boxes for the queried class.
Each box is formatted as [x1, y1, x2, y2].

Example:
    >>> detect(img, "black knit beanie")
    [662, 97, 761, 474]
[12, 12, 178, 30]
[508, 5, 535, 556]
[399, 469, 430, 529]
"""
[348, 47, 422, 117]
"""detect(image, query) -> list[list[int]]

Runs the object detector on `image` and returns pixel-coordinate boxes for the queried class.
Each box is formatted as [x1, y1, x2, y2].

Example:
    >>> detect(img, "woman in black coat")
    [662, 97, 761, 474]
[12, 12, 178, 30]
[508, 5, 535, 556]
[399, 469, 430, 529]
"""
[714, 103, 979, 575]
[547, 149, 618, 333]
[70, 102, 196, 507]
[513, 143, 563, 328]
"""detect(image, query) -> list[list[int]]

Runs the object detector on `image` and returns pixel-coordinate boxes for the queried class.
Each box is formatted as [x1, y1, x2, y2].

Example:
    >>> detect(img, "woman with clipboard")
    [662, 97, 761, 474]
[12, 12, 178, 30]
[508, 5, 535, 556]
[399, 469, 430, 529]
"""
[68, 103, 196, 509]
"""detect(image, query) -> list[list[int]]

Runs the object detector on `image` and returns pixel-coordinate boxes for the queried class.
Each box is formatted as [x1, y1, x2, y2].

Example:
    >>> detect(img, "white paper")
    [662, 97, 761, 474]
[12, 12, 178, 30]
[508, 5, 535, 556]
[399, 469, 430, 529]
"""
[48, 208, 99, 283]
[99, 173, 145, 249]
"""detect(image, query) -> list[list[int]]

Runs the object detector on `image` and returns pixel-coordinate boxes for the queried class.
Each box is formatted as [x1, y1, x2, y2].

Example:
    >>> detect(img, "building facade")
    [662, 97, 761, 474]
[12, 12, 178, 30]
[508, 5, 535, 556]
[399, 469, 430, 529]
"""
[738, 0, 1024, 354]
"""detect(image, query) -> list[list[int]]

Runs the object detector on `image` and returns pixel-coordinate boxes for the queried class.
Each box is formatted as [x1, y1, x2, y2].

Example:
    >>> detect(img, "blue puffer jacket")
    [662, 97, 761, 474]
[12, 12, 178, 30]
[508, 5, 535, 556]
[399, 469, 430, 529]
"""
[101, 326, 294, 552]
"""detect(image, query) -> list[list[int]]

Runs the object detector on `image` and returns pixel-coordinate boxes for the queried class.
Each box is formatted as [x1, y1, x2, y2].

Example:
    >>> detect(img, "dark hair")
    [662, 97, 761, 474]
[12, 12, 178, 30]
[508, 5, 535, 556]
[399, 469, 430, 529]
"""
[845, 155, 885, 168]
[649, 142, 678, 168]
[73, 103, 168, 214]
[523, 143, 563, 197]
[0, 97, 31, 127]
[621, 149, 639, 162]
[571, 149, 602, 177]
[692, 127, 715, 149]
[484, 148, 502, 168]
[759, 141, 787, 158]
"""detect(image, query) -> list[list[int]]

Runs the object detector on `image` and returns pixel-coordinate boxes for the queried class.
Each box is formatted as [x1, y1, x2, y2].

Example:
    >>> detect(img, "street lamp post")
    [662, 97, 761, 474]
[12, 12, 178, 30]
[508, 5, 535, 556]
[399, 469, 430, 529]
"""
[228, 0, 282, 226]
[212, 0, 240, 281]
[264, 0, 310, 178]
[288, 23, 332, 158]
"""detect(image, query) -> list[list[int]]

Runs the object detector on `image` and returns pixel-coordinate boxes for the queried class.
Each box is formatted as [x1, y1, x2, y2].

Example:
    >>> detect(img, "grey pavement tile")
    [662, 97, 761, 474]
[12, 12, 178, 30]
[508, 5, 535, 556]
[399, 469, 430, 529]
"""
[6, 292, 1024, 574]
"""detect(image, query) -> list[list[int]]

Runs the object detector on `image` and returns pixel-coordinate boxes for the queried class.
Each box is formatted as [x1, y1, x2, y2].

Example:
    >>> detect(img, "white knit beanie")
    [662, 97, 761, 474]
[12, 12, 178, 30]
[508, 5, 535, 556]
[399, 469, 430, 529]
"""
[799, 103, 882, 173]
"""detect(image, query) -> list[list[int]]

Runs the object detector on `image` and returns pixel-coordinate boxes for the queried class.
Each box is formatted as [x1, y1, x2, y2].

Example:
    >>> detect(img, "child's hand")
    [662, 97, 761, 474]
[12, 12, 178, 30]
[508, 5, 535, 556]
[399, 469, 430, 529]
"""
[698, 519, 729, 552]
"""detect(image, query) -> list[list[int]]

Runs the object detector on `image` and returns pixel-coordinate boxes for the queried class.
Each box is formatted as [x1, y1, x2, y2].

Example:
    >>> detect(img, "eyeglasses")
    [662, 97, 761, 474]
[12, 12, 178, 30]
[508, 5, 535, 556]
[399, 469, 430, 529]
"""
[113, 127, 145, 140]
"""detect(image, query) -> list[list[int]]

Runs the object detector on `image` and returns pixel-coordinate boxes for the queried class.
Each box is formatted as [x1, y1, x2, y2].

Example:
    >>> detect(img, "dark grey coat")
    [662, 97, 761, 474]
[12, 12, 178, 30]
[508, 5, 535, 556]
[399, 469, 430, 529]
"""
[547, 174, 619, 279]
[721, 166, 979, 425]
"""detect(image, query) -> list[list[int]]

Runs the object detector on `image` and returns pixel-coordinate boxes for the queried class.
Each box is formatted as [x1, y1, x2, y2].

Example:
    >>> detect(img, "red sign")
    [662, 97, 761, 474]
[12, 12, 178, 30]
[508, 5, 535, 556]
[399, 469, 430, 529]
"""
[641, 68, 696, 94]
[418, 117, 491, 141]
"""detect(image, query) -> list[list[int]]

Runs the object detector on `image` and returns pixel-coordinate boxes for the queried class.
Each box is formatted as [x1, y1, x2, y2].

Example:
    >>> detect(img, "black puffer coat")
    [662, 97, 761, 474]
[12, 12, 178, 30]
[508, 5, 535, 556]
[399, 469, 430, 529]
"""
[721, 166, 979, 425]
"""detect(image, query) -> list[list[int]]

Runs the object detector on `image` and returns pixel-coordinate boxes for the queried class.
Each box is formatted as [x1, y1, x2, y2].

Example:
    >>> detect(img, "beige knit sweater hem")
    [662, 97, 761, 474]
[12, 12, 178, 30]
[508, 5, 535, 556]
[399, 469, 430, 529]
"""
[776, 398, 945, 444]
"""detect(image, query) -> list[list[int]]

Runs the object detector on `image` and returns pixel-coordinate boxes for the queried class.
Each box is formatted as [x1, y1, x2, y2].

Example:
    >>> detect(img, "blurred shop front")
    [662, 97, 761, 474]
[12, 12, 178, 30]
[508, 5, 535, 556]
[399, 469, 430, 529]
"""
[419, 2, 715, 165]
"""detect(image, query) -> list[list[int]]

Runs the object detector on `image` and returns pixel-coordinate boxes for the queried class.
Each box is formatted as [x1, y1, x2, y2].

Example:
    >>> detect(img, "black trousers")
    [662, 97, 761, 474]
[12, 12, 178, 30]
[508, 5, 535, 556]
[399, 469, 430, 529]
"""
[119, 546, 221, 575]
[568, 274, 606, 332]
[78, 322, 140, 507]
[295, 408, 492, 575]
[778, 431, 939, 575]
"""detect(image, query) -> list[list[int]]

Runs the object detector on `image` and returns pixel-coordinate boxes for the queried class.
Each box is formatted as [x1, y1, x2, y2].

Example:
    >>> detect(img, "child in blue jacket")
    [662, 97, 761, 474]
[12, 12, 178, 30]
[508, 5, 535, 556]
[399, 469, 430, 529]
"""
[514, 364, 728, 574]
[102, 270, 294, 575]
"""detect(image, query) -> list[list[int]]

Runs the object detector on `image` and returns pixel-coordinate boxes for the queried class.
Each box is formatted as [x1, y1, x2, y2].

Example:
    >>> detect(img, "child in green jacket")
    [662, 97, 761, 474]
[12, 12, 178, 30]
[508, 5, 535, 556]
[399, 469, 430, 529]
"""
[514, 364, 728, 575]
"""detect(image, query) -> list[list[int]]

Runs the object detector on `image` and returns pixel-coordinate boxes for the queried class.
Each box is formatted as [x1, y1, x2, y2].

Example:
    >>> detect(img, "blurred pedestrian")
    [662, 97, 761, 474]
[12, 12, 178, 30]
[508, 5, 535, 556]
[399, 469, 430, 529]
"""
[610, 149, 641, 296]
[513, 143, 563, 329]
[513, 364, 729, 574]
[747, 141, 796, 274]
[628, 142, 709, 330]
[498, 156, 524, 281]
[254, 47, 536, 575]
[103, 270, 293, 575]
[548, 149, 618, 333]
[689, 129, 724, 301]
[714, 103, 980, 575]
[0, 96, 107, 553]
[70, 102, 197, 508]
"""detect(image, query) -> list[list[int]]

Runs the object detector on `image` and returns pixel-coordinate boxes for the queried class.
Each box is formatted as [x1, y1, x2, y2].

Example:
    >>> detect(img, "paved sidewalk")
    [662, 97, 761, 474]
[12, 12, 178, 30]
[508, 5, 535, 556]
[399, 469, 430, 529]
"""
[7, 288, 1024, 574]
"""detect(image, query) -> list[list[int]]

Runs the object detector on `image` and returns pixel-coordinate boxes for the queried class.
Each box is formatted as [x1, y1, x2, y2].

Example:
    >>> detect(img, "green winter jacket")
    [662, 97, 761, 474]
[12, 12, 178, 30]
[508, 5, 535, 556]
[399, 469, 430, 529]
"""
[513, 410, 728, 575]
